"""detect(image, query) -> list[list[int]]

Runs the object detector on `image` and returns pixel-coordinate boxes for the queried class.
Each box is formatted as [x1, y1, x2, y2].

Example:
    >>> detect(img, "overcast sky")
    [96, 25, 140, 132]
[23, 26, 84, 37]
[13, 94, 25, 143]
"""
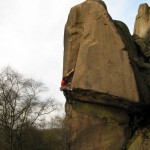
[0, 0, 149, 111]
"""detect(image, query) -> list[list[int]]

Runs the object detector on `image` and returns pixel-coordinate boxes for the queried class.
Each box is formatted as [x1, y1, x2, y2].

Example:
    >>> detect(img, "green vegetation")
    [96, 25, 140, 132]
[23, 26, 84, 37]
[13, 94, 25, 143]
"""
[0, 123, 66, 150]
[72, 101, 127, 123]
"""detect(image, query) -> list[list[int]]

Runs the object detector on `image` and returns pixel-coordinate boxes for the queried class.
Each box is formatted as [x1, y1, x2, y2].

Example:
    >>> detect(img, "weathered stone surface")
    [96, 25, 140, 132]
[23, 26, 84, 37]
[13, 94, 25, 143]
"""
[132, 3, 150, 104]
[133, 34, 150, 89]
[63, 2, 150, 150]
[127, 128, 150, 150]
[114, 20, 150, 105]
[65, 101, 130, 150]
[133, 34, 150, 58]
[63, 0, 139, 105]
[134, 3, 150, 43]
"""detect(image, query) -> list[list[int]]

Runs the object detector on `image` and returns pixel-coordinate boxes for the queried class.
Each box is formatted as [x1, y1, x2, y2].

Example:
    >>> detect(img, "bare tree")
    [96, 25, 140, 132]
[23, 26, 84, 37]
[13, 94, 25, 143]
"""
[0, 66, 59, 150]
[49, 115, 65, 129]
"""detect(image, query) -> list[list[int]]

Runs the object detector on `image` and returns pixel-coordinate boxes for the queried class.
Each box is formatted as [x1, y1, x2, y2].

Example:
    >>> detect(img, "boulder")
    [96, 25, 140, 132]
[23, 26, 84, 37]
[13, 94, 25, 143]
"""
[63, 0, 141, 109]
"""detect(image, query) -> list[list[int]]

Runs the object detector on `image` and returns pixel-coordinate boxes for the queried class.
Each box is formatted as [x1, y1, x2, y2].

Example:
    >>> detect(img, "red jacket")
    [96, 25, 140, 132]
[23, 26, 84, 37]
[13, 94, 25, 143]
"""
[61, 79, 66, 87]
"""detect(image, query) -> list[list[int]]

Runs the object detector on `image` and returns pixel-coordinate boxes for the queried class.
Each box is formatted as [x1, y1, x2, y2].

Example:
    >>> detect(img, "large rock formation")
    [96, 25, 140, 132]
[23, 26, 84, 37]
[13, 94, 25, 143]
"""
[62, 0, 150, 150]
[133, 3, 150, 94]
[134, 3, 150, 43]
[126, 4, 150, 150]
[64, 0, 140, 105]
[63, 0, 150, 109]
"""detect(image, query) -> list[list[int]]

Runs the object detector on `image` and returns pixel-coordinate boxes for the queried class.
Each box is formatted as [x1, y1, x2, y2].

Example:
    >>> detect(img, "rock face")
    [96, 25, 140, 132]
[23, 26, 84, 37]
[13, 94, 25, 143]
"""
[65, 101, 130, 150]
[64, 0, 140, 106]
[126, 3, 150, 150]
[127, 129, 150, 150]
[134, 3, 150, 43]
[133, 4, 150, 94]
[62, 1, 150, 150]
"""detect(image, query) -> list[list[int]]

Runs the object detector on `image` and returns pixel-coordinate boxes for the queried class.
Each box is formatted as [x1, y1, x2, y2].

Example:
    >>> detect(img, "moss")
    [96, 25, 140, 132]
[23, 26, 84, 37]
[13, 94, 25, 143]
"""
[71, 101, 128, 123]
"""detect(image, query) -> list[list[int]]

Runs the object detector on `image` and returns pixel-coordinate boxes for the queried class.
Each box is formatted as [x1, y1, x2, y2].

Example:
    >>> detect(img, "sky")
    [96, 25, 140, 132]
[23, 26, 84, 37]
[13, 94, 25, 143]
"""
[0, 0, 149, 114]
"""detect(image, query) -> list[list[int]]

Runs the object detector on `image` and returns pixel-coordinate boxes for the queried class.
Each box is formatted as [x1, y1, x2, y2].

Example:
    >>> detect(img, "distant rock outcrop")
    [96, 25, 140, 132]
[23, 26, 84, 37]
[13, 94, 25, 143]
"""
[134, 3, 150, 42]
[133, 4, 150, 97]
[62, 1, 150, 149]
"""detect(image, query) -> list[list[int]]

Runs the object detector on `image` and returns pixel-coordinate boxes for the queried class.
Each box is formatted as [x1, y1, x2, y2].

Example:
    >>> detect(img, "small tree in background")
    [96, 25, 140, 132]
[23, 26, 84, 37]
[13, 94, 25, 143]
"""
[49, 115, 65, 129]
[0, 66, 59, 150]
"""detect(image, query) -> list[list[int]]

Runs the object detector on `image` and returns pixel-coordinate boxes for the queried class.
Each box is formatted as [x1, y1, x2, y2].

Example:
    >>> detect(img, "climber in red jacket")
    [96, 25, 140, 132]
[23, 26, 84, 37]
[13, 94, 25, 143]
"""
[60, 68, 74, 91]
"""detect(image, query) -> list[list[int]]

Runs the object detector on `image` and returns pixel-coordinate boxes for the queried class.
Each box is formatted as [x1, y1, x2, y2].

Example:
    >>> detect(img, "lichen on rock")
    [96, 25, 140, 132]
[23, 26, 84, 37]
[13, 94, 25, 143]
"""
[65, 101, 130, 150]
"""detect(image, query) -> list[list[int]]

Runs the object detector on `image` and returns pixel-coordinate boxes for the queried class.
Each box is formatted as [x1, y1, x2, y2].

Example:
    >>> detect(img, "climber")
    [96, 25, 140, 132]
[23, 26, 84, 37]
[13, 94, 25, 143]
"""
[60, 68, 74, 91]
